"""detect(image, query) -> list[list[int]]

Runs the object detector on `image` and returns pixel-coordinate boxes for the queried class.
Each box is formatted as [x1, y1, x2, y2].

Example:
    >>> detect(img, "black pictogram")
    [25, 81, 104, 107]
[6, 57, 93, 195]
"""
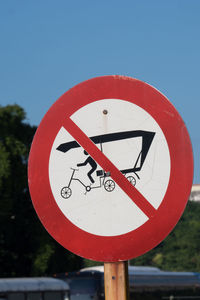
[57, 130, 155, 199]
[77, 150, 97, 183]
[60, 168, 115, 199]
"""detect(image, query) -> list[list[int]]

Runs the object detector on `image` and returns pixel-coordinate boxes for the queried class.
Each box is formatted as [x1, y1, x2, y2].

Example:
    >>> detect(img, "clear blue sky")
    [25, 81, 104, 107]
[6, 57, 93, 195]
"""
[0, 1, 200, 183]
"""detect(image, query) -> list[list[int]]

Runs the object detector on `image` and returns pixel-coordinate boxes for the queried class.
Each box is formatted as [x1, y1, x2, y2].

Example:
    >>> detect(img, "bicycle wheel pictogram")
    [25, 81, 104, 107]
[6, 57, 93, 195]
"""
[127, 175, 136, 186]
[104, 179, 115, 192]
[61, 187, 72, 199]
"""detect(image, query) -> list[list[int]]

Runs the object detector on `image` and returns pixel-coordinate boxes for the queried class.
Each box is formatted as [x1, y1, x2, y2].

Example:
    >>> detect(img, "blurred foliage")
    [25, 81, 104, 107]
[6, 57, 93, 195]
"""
[0, 104, 82, 277]
[0, 104, 200, 276]
[83, 259, 103, 268]
[131, 201, 200, 272]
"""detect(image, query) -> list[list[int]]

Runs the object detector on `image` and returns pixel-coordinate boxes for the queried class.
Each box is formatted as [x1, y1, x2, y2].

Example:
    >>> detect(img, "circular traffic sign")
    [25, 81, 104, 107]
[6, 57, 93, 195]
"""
[28, 75, 193, 262]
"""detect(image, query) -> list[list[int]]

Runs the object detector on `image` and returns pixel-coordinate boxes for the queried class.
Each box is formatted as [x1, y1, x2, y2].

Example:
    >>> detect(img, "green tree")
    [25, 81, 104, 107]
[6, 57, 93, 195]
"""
[131, 201, 200, 272]
[1, 104, 199, 276]
[0, 105, 36, 276]
[0, 104, 82, 277]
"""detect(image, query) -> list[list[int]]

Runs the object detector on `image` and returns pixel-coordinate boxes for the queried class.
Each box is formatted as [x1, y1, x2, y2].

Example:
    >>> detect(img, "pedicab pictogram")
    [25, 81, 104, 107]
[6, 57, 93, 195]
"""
[57, 129, 155, 199]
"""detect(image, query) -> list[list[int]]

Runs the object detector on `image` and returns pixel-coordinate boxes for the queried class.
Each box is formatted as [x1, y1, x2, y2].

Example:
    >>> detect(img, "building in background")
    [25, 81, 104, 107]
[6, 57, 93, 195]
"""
[190, 184, 200, 202]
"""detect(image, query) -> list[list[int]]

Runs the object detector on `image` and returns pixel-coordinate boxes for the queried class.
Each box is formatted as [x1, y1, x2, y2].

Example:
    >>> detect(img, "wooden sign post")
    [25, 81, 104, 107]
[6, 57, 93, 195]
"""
[104, 261, 129, 300]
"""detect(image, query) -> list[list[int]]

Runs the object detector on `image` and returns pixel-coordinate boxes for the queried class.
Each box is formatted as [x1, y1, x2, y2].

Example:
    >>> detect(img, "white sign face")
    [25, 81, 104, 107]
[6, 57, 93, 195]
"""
[49, 99, 170, 236]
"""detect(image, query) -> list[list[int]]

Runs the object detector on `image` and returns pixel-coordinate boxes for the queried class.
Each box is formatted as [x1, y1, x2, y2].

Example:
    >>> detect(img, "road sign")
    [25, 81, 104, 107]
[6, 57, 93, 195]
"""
[28, 76, 193, 262]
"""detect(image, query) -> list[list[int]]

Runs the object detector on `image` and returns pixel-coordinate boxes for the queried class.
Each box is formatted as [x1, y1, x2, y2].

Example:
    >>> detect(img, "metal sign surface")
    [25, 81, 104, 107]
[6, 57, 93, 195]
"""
[28, 76, 193, 261]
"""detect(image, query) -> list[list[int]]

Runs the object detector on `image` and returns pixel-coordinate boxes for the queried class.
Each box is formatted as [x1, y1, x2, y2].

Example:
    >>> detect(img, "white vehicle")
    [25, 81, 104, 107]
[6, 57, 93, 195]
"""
[0, 277, 70, 300]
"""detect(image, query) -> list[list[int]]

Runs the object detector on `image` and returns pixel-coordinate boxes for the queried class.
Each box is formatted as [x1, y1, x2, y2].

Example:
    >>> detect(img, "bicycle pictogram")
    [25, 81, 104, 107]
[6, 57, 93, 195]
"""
[60, 168, 116, 199]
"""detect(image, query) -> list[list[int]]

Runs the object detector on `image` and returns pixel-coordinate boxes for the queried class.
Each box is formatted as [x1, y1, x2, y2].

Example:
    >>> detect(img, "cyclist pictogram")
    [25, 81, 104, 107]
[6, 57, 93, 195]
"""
[77, 150, 97, 183]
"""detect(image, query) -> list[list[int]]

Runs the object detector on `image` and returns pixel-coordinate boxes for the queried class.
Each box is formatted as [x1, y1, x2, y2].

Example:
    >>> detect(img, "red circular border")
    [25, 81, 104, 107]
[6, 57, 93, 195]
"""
[28, 76, 193, 262]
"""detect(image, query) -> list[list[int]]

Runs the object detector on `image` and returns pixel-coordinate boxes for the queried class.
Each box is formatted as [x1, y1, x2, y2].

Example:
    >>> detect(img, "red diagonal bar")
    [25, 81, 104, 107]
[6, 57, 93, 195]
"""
[63, 118, 157, 219]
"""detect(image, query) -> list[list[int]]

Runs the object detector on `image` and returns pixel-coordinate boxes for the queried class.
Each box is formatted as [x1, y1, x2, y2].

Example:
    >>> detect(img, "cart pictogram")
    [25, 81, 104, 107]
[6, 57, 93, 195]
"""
[57, 130, 155, 199]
